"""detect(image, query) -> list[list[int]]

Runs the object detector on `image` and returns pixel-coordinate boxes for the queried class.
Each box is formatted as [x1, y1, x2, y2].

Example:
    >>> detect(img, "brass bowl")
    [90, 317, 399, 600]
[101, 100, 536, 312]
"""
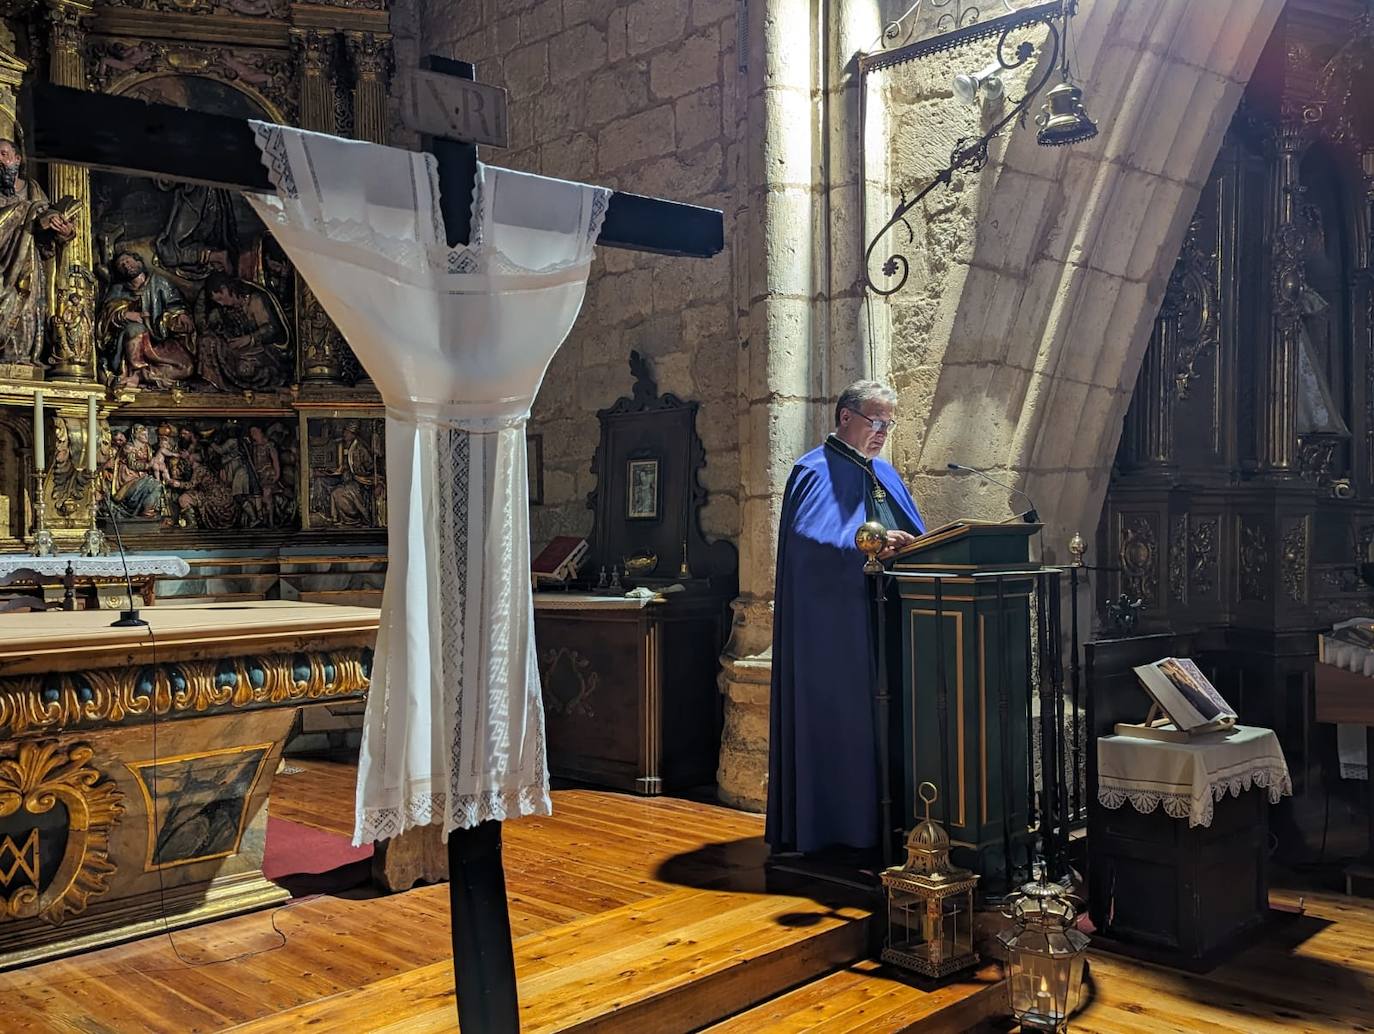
[623, 552, 658, 574]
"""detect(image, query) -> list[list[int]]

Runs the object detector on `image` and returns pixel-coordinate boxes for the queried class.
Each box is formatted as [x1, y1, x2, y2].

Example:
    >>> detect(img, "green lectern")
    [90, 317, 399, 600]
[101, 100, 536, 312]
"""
[887, 521, 1041, 889]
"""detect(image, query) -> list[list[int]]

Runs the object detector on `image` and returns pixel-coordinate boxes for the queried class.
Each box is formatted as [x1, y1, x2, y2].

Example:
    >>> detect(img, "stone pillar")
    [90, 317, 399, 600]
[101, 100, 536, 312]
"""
[717, 0, 823, 812]
[43, 0, 95, 383]
[345, 32, 393, 145]
[290, 29, 349, 385]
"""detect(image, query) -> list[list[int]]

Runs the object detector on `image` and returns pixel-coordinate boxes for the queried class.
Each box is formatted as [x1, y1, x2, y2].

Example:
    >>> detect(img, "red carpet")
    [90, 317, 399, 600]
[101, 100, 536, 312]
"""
[262, 815, 373, 882]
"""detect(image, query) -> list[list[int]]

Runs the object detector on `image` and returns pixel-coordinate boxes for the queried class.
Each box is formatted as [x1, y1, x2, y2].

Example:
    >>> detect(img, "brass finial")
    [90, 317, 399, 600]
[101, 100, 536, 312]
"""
[1068, 531, 1085, 567]
[856, 520, 887, 574]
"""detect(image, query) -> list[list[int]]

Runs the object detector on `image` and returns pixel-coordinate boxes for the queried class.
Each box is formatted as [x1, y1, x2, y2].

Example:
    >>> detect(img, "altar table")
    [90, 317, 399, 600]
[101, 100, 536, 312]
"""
[0, 553, 190, 610]
[0, 601, 377, 968]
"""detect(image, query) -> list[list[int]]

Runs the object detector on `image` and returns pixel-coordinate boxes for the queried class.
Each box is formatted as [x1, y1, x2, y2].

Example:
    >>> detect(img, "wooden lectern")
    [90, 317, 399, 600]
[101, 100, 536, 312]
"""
[887, 521, 1040, 887]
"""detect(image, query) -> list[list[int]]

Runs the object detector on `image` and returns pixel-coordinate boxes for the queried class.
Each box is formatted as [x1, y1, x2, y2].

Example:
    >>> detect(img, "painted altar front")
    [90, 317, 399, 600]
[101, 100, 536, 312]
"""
[0, 600, 376, 968]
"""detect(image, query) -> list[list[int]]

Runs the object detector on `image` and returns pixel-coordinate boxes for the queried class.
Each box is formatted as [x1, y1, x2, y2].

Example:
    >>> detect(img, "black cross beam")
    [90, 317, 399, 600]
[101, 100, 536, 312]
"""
[22, 58, 723, 1032]
[21, 65, 723, 257]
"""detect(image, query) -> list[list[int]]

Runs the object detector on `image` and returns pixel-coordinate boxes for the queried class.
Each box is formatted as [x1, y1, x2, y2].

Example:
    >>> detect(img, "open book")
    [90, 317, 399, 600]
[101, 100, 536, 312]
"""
[532, 536, 589, 585]
[1131, 657, 1238, 735]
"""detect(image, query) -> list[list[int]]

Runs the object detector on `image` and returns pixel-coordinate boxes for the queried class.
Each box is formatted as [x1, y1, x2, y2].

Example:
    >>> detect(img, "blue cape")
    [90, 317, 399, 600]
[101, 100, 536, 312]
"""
[765, 443, 923, 853]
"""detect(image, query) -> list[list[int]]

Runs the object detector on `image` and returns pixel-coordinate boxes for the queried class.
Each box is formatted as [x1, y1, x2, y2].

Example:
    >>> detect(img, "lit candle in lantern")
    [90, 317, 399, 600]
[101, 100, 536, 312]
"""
[32, 389, 44, 472]
[86, 396, 98, 473]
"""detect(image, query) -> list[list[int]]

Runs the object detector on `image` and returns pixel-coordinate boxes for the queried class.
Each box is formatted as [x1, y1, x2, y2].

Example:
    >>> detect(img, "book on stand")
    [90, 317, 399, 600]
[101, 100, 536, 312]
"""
[1117, 657, 1238, 742]
[532, 536, 589, 586]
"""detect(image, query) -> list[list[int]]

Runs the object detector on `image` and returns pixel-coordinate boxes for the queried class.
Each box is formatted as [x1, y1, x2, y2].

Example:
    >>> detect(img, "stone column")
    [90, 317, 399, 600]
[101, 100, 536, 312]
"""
[290, 29, 348, 385]
[345, 32, 393, 145]
[717, 0, 823, 812]
[43, 0, 95, 383]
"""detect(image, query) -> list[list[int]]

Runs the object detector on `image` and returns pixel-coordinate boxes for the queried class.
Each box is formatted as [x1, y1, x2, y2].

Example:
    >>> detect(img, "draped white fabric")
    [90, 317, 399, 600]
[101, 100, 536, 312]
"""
[246, 123, 609, 845]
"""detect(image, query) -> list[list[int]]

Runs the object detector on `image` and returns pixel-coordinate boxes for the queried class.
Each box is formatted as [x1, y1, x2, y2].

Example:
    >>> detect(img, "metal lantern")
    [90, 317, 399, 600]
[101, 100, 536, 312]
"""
[880, 783, 979, 980]
[996, 877, 1090, 1032]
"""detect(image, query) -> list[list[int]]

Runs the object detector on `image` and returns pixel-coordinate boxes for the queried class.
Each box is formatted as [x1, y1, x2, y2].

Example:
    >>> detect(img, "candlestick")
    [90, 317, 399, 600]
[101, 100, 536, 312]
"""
[80, 473, 106, 558]
[30, 470, 54, 557]
[86, 396, 98, 473]
[32, 389, 44, 472]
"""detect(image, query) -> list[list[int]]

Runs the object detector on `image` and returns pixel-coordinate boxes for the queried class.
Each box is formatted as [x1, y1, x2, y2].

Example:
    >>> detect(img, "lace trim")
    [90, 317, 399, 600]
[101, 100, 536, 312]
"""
[1097, 763, 1293, 828]
[252, 123, 297, 197]
[250, 124, 606, 279]
[1340, 761, 1368, 781]
[438, 429, 472, 828]
[354, 785, 553, 846]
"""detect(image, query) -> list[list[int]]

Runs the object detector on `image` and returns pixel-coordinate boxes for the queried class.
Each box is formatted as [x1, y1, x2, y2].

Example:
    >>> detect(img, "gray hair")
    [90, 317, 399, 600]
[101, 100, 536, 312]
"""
[834, 380, 897, 426]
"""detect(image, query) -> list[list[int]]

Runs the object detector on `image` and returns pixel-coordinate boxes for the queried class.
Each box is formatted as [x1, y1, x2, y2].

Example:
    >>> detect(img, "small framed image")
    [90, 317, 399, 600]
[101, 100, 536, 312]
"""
[527, 433, 544, 506]
[626, 457, 659, 520]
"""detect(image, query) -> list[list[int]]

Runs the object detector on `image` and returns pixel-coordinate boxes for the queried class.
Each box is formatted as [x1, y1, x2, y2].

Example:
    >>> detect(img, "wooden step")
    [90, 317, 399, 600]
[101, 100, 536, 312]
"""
[702, 960, 1007, 1034]
[224, 886, 873, 1033]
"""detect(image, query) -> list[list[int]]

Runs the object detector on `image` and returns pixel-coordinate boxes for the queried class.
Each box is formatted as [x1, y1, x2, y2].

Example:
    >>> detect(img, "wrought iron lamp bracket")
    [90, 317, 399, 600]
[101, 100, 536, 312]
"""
[860, 1, 1064, 297]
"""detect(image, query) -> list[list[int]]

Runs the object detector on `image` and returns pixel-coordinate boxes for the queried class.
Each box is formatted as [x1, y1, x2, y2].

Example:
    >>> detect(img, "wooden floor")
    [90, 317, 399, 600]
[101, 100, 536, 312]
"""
[1, 760, 1371, 1032]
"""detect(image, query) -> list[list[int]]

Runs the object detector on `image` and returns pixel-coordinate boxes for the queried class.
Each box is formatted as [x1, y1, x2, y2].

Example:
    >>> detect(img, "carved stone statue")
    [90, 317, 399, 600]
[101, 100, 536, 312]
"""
[0, 120, 78, 369]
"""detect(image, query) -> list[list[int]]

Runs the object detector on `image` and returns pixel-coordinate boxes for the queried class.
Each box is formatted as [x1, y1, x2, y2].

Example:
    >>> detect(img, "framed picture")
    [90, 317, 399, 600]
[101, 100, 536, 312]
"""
[626, 457, 659, 520]
[527, 433, 544, 506]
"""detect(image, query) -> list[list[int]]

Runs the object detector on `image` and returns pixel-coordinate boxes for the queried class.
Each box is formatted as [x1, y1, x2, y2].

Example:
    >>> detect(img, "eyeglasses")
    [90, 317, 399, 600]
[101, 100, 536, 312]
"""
[845, 407, 898, 433]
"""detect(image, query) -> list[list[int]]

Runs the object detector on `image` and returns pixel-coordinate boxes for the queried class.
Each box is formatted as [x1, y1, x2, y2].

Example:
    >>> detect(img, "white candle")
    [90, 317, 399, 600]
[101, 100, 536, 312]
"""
[32, 389, 44, 472]
[86, 396, 98, 473]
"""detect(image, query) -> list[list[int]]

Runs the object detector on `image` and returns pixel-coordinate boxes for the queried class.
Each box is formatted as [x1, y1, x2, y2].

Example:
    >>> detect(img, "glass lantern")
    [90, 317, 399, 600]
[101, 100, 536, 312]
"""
[996, 876, 1090, 1032]
[880, 783, 979, 980]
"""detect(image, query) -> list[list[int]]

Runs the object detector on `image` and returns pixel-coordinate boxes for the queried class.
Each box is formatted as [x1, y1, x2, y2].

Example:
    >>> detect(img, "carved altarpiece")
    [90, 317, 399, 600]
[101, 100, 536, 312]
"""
[1100, 0, 1374, 825]
[0, 0, 392, 557]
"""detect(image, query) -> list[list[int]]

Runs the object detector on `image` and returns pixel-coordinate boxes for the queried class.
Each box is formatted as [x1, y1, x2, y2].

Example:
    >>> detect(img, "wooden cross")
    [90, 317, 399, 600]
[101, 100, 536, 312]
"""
[20, 58, 723, 256]
[20, 56, 723, 1032]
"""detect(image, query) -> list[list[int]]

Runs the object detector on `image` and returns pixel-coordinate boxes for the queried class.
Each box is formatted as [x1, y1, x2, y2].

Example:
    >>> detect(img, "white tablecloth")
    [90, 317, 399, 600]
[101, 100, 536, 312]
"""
[0, 554, 190, 583]
[1097, 724, 1292, 828]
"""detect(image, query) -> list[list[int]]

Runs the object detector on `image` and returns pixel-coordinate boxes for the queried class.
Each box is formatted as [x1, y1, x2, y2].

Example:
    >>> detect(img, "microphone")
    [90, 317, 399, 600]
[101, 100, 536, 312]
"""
[947, 462, 1039, 524]
[101, 482, 147, 628]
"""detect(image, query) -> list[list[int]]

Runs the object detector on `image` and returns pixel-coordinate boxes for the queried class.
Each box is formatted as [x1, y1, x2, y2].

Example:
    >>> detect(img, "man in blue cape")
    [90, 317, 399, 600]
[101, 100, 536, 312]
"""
[766, 380, 925, 855]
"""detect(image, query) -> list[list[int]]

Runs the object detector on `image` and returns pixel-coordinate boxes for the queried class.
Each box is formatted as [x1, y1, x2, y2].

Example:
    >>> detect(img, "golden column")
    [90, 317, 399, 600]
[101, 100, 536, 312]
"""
[345, 32, 393, 145]
[44, 0, 96, 384]
[289, 28, 346, 385]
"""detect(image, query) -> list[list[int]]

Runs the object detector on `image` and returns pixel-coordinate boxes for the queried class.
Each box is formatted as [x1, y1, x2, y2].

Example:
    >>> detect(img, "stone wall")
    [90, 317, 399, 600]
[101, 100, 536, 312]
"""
[870, 1, 1286, 564]
[400, 0, 745, 553]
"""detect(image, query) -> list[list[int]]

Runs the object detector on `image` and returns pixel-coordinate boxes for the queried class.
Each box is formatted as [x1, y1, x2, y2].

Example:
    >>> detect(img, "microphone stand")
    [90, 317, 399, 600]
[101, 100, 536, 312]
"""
[101, 484, 147, 628]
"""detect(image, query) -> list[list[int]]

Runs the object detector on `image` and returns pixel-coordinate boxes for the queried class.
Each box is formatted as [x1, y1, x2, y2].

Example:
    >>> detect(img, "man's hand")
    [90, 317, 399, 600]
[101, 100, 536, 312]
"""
[878, 529, 918, 560]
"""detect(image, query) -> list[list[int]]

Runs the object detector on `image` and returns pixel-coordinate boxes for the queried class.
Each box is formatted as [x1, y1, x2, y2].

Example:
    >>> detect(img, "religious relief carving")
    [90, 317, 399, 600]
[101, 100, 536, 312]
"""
[541, 648, 599, 719]
[1315, 8, 1374, 152]
[1161, 217, 1219, 400]
[90, 41, 294, 114]
[0, 53, 80, 377]
[86, 66, 298, 396]
[1168, 515, 1187, 604]
[1189, 517, 1218, 599]
[99, 415, 297, 532]
[1281, 518, 1308, 603]
[1238, 518, 1270, 602]
[0, 647, 372, 738]
[126, 744, 273, 870]
[296, 281, 352, 384]
[0, 741, 124, 926]
[1119, 515, 1158, 609]
[305, 417, 386, 530]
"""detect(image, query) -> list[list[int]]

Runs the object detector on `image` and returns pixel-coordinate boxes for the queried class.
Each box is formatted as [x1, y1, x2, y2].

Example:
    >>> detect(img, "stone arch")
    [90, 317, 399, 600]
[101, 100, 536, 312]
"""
[893, 0, 1286, 560]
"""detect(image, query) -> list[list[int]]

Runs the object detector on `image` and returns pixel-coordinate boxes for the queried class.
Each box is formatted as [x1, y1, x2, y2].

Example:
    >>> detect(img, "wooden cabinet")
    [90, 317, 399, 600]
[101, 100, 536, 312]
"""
[534, 594, 725, 795]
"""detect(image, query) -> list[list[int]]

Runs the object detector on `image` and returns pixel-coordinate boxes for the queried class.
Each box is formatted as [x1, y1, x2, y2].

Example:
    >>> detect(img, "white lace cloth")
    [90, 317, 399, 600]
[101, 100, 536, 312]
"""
[246, 123, 609, 846]
[0, 554, 190, 582]
[1097, 724, 1292, 828]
